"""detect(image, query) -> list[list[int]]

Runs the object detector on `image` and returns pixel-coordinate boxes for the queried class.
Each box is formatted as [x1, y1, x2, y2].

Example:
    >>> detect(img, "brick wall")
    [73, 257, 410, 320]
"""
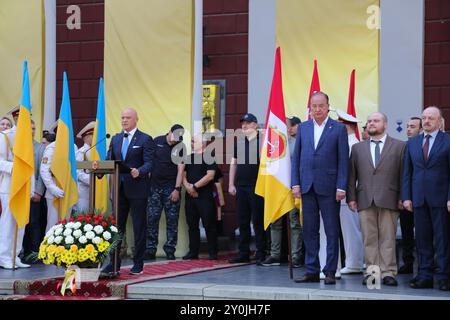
[424, 0, 450, 130]
[56, 0, 104, 145]
[203, 0, 249, 235]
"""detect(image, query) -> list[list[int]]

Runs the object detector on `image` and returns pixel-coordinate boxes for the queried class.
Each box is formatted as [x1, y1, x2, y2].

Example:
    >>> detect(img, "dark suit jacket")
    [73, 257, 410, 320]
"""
[401, 131, 450, 207]
[347, 136, 405, 211]
[107, 129, 155, 199]
[291, 118, 349, 196]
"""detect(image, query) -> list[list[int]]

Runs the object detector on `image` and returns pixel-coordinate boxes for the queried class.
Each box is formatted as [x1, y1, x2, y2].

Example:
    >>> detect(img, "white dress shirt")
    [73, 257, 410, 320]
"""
[369, 134, 387, 167]
[122, 127, 137, 151]
[313, 116, 329, 149]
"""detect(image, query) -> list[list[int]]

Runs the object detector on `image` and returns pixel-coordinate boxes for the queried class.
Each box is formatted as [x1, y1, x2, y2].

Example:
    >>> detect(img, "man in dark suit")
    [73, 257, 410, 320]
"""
[402, 106, 450, 291]
[291, 91, 349, 285]
[101, 108, 155, 275]
[347, 112, 405, 287]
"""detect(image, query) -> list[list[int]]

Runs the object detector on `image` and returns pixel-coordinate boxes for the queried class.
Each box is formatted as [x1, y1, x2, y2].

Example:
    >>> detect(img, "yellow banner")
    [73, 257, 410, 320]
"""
[0, 0, 44, 136]
[277, 0, 379, 124]
[104, 0, 194, 137]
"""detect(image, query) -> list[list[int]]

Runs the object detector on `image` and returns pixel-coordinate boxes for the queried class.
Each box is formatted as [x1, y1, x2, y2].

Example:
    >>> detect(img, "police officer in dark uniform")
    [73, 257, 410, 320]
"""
[182, 134, 218, 260]
[145, 124, 185, 260]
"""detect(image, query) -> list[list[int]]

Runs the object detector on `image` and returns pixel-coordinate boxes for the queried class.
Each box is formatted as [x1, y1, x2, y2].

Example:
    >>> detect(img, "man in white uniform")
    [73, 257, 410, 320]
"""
[75, 121, 95, 213]
[336, 110, 365, 274]
[0, 126, 31, 269]
[40, 122, 78, 232]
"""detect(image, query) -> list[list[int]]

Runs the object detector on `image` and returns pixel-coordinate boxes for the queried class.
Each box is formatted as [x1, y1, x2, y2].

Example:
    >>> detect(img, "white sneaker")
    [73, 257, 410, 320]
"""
[0, 262, 15, 270]
[320, 272, 325, 280]
[15, 259, 30, 268]
[340, 267, 363, 274]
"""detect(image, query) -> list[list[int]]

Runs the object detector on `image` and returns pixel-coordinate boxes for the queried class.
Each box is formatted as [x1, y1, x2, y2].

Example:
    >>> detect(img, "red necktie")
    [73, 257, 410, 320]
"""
[423, 135, 431, 162]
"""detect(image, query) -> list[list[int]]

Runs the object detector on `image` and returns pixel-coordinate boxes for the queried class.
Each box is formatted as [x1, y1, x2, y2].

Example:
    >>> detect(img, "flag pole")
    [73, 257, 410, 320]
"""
[12, 224, 18, 270]
[286, 213, 293, 279]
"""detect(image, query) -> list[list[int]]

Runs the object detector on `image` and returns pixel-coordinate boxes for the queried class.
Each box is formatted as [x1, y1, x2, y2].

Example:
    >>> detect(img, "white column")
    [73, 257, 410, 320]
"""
[191, 0, 203, 136]
[43, 0, 56, 130]
[380, 0, 424, 140]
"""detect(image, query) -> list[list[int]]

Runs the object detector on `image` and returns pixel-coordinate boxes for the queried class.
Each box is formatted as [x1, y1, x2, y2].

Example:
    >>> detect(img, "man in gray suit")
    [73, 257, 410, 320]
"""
[347, 112, 405, 287]
[22, 119, 46, 261]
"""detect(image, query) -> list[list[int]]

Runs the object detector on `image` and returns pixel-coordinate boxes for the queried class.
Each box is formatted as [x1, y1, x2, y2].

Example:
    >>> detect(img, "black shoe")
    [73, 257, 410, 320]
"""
[100, 263, 121, 278]
[166, 253, 176, 260]
[292, 258, 304, 268]
[398, 264, 413, 274]
[208, 254, 218, 260]
[362, 275, 371, 286]
[229, 255, 250, 263]
[261, 256, 281, 267]
[410, 277, 433, 289]
[294, 273, 320, 283]
[182, 252, 199, 260]
[324, 272, 336, 285]
[438, 280, 450, 291]
[382, 276, 398, 287]
[144, 252, 156, 261]
[129, 264, 144, 275]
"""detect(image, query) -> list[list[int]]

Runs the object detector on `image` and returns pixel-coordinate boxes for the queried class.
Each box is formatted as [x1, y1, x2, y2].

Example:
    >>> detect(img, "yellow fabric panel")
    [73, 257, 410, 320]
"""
[277, 0, 379, 123]
[104, 0, 193, 137]
[0, 0, 44, 136]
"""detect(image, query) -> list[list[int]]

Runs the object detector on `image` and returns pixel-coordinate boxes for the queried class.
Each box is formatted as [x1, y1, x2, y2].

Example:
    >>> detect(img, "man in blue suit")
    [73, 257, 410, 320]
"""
[402, 106, 450, 291]
[291, 92, 349, 285]
[102, 108, 155, 276]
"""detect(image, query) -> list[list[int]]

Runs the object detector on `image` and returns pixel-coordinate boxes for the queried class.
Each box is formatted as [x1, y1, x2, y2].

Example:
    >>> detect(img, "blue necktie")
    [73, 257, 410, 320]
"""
[121, 134, 129, 160]
[372, 140, 381, 167]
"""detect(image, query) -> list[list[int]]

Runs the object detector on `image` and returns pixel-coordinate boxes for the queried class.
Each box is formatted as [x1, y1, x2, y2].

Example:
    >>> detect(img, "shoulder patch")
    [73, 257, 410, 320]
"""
[42, 157, 48, 164]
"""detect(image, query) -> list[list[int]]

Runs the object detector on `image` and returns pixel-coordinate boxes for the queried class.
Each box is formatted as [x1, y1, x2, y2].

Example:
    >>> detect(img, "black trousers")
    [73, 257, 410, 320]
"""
[236, 185, 266, 258]
[399, 209, 415, 266]
[23, 198, 46, 254]
[113, 184, 148, 267]
[185, 195, 217, 255]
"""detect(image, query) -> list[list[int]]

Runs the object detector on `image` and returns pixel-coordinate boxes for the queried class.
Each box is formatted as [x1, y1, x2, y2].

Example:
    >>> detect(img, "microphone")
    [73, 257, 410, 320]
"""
[124, 133, 129, 138]
[83, 133, 111, 156]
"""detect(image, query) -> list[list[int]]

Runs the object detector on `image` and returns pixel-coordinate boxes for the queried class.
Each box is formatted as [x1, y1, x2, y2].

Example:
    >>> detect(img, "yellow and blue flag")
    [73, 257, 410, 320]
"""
[51, 72, 78, 219]
[90, 78, 108, 212]
[9, 61, 34, 228]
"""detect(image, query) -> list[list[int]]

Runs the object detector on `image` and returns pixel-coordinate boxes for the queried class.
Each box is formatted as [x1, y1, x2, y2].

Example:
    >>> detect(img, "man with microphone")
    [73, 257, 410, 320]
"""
[101, 108, 155, 276]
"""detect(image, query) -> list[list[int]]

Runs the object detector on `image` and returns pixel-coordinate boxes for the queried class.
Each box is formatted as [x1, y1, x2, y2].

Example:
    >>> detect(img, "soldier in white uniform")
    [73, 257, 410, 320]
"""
[336, 110, 364, 274]
[75, 121, 95, 213]
[40, 122, 78, 232]
[0, 126, 31, 269]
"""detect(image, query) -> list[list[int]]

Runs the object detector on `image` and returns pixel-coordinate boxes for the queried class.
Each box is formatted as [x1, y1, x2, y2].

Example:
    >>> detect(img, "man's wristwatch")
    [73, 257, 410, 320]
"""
[175, 186, 182, 192]
[192, 184, 199, 192]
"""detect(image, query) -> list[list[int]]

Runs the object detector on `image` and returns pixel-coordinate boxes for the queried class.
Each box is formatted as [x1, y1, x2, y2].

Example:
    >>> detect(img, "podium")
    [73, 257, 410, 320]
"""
[76, 160, 121, 277]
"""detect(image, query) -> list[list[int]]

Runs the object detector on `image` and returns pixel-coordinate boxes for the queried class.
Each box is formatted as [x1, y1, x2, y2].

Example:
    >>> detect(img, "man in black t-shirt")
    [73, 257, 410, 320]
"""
[145, 124, 185, 260]
[182, 134, 218, 260]
[228, 113, 266, 264]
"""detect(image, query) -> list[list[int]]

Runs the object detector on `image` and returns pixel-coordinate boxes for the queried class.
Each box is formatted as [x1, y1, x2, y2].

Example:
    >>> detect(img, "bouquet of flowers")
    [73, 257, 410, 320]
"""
[38, 212, 121, 269]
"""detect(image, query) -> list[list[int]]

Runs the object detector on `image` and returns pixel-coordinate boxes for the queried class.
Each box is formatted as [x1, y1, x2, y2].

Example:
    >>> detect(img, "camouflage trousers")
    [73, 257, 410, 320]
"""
[146, 185, 181, 255]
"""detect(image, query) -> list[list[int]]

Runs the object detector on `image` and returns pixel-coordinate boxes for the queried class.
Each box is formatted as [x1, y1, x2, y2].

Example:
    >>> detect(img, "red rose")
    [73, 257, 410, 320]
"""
[98, 215, 104, 221]
[102, 221, 107, 227]
[86, 218, 91, 223]
[94, 221, 99, 225]
[78, 215, 84, 221]
[69, 218, 75, 222]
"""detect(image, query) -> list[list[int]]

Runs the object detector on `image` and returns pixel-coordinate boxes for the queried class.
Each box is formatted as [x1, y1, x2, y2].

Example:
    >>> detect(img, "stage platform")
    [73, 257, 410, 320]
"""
[1, 260, 449, 300]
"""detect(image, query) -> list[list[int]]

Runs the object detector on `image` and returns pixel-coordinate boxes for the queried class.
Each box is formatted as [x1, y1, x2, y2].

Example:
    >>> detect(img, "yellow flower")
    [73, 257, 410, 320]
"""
[86, 244, 95, 253]
[70, 245, 78, 253]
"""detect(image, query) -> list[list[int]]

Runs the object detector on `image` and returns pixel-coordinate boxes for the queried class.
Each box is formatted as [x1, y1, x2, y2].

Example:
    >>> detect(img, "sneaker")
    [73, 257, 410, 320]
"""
[340, 266, 363, 274]
[15, 259, 30, 269]
[182, 252, 199, 260]
[292, 258, 303, 268]
[166, 253, 176, 260]
[261, 256, 281, 267]
[129, 264, 144, 275]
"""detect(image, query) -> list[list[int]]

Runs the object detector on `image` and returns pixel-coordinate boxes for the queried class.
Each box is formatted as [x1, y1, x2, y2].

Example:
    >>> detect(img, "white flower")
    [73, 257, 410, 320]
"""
[102, 231, 111, 241]
[66, 222, 74, 229]
[45, 230, 54, 239]
[72, 229, 82, 238]
[63, 228, 72, 236]
[65, 236, 74, 244]
[92, 237, 101, 244]
[110, 226, 118, 233]
[83, 224, 94, 232]
[47, 236, 55, 244]
[79, 236, 87, 244]
[54, 236, 63, 244]
[85, 231, 95, 240]
[54, 228, 63, 236]
[73, 222, 82, 229]
[94, 225, 104, 235]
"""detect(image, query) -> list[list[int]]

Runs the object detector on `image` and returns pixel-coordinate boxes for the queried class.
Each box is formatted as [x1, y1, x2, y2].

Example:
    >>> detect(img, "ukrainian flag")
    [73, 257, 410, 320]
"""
[90, 78, 108, 212]
[9, 61, 34, 228]
[51, 72, 78, 219]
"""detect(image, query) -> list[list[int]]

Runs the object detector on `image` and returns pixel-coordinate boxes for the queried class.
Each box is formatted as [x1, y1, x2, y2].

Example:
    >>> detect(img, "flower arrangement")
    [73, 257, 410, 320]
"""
[38, 212, 121, 269]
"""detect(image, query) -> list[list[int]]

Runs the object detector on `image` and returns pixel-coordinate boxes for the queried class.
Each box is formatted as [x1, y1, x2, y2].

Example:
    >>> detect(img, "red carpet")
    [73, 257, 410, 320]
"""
[13, 255, 250, 300]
